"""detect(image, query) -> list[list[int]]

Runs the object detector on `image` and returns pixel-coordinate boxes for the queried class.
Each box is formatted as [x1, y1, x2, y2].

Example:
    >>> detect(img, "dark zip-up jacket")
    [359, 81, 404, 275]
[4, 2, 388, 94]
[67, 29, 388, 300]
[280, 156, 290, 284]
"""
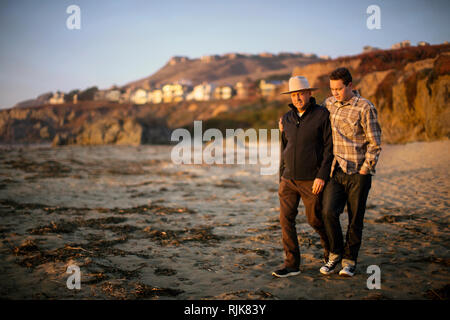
[279, 97, 333, 182]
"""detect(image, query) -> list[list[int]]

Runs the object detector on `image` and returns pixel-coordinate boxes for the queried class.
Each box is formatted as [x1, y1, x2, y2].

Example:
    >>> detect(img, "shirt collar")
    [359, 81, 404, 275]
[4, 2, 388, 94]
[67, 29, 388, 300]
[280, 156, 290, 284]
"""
[332, 90, 360, 107]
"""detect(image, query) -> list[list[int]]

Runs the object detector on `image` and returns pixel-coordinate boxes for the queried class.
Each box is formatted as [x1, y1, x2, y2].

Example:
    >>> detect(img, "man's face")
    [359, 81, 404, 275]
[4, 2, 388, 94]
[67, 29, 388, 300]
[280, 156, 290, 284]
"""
[290, 90, 311, 110]
[330, 79, 353, 102]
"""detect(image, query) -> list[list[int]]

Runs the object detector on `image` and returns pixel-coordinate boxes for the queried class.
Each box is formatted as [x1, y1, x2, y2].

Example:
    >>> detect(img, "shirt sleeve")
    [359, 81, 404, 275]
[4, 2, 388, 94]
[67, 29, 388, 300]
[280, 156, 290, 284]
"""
[360, 104, 382, 174]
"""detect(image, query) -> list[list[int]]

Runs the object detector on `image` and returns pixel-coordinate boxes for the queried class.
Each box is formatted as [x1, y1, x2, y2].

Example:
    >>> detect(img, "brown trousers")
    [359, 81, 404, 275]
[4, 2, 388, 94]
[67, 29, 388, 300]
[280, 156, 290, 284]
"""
[278, 177, 330, 269]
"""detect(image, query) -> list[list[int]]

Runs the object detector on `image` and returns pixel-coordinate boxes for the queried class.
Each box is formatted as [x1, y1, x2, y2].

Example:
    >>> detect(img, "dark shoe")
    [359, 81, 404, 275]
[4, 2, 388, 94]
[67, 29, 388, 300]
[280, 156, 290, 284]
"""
[272, 267, 300, 278]
[320, 258, 341, 275]
[339, 265, 356, 277]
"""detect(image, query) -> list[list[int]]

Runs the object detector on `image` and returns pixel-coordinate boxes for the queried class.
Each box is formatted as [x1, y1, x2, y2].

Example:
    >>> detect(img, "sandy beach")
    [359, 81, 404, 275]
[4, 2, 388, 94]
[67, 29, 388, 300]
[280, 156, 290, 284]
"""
[0, 140, 448, 300]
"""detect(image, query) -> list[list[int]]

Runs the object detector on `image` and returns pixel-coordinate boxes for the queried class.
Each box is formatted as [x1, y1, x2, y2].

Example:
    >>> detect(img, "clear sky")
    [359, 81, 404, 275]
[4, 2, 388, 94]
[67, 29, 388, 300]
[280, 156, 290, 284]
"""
[0, 0, 449, 109]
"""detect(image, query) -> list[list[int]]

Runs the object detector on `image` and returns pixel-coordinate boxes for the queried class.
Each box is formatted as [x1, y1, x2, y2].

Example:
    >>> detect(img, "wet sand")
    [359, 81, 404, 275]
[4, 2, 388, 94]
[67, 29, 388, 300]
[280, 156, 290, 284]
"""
[0, 140, 449, 300]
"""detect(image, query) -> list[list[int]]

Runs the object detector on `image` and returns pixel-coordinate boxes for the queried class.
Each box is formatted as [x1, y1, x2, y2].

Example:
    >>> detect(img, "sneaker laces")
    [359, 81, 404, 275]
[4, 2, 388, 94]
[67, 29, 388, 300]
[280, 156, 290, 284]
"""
[324, 259, 337, 268]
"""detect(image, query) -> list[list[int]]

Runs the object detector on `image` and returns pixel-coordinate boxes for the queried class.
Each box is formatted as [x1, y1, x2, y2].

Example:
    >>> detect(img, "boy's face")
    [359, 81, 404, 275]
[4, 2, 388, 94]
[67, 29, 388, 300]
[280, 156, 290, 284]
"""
[330, 79, 353, 102]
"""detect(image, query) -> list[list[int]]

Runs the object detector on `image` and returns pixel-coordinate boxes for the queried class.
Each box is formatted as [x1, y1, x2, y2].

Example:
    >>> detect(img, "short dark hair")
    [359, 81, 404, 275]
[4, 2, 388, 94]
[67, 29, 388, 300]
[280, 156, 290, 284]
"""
[330, 67, 353, 86]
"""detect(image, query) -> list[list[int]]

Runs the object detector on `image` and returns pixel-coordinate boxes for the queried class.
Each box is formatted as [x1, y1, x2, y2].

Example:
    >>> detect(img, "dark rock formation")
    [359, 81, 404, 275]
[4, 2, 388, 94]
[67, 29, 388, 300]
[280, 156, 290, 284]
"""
[0, 103, 171, 146]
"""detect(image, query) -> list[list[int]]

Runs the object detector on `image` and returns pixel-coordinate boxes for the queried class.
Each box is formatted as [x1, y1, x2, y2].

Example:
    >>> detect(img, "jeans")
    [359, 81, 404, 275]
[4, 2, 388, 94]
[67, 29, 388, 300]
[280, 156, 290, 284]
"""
[321, 167, 372, 264]
[278, 177, 330, 270]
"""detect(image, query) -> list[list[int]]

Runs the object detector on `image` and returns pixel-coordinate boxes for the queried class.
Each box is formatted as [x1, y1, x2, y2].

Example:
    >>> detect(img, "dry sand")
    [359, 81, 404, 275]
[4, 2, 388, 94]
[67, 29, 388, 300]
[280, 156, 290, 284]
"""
[0, 140, 448, 300]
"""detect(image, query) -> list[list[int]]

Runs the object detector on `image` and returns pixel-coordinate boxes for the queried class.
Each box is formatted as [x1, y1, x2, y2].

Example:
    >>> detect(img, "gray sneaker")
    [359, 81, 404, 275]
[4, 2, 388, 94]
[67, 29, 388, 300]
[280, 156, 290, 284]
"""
[339, 265, 356, 277]
[320, 258, 341, 275]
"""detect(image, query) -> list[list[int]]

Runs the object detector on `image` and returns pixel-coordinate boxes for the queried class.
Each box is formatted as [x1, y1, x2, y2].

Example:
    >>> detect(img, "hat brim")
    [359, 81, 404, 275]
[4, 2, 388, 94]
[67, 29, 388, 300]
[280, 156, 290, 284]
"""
[280, 88, 318, 95]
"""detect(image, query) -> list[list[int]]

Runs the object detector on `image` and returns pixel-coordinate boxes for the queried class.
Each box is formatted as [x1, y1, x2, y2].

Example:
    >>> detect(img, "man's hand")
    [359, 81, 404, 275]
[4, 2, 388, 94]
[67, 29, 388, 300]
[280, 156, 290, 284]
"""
[278, 117, 284, 132]
[312, 178, 325, 194]
[359, 169, 369, 175]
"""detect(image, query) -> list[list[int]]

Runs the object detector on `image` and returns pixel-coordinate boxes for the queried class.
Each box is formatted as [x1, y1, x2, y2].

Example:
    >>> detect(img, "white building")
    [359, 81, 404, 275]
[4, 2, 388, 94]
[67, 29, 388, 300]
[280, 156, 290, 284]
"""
[214, 85, 234, 100]
[186, 83, 215, 101]
[168, 56, 189, 66]
[392, 40, 411, 50]
[105, 90, 121, 102]
[363, 45, 381, 53]
[130, 88, 148, 105]
[162, 83, 187, 103]
[259, 80, 283, 98]
[49, 91, 65, 104]
[417, 41, 430, 47]
[148, 89, 163, 104]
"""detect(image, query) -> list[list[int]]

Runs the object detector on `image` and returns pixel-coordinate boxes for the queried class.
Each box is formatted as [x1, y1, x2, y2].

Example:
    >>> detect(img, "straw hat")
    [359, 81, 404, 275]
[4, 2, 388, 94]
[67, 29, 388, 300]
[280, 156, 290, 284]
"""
[281, 76, 318, 94]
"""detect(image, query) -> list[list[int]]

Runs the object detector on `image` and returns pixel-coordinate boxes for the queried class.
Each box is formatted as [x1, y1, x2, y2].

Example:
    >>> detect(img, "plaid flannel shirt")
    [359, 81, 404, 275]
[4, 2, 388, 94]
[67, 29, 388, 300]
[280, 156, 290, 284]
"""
[323, 91, 382, 176]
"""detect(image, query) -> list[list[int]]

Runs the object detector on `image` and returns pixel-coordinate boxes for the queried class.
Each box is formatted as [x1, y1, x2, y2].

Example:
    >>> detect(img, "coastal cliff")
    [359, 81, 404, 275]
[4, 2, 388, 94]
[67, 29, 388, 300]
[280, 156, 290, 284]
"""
[0, 45, 448, 146]
[293, 44, 450, 143]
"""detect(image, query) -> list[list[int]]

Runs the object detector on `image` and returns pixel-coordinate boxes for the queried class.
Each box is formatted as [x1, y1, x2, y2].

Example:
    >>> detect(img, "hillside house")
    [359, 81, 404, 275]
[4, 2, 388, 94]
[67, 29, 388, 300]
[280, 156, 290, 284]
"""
[162, 83, 188, 103]
[49, 91, 65, 104]
[186, 83, 215, 101]
[392, 40, 411, 49]
[214, 85, 234, 100]
[148, 89, 163, 104]
[131, 88, 149, 105]
[235, 81, 257, 99]
[200, 55, 220, 63]
[119, 88, 132, 104]
[169, 56, 189, 66]
[94, 90, 106, 101]
[363, 45, 381, 53]
[259, 80, 283, 98]
[105, 89, 121, 102]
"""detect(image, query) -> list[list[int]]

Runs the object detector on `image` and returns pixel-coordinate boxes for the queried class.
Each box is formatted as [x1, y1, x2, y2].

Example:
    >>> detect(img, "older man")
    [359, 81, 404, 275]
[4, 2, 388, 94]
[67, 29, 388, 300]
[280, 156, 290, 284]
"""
[320, 67, 382, 277]
[272, 76, 333, 277]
